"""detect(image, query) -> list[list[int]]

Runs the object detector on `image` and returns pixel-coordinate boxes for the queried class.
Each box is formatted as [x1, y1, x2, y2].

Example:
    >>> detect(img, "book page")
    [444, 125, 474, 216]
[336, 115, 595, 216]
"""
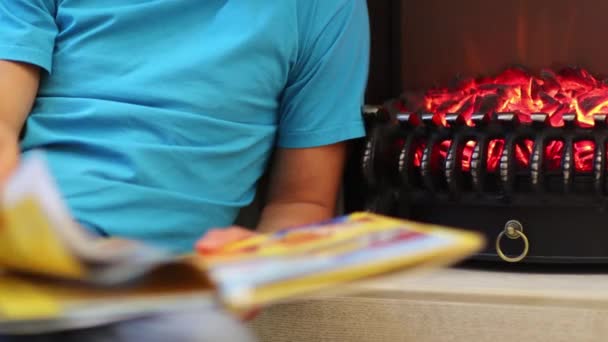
[0, 152, 172, 283]
[0, 152, 484, 330]
[0, 261, 215, 334]
[202, 213, 485, 309]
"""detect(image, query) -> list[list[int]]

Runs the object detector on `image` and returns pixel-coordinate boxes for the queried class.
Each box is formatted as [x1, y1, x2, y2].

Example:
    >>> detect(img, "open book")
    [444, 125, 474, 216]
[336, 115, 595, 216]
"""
[0, 152, 484, 333]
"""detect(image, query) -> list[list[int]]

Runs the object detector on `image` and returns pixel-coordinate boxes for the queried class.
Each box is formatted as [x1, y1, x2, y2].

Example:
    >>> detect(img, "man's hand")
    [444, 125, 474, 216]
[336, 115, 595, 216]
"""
[196, 226, 259, 321]
[195, 225, 256, 255]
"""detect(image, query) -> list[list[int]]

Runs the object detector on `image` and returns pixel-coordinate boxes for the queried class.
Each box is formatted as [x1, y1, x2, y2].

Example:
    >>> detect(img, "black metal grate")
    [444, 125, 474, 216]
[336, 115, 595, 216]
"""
[361, 106, 608, 210]
[350, 105, 608, 263]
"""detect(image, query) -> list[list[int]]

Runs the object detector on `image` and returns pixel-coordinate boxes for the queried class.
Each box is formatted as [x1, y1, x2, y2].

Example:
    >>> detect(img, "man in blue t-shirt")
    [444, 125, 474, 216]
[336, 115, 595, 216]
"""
[0, 0, 369, 340]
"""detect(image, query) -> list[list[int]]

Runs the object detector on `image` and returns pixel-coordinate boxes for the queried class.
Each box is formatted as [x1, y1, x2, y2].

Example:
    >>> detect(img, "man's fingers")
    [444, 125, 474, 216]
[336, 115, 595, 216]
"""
[239, 307, 261, 322]
[196, 226, 256, 254]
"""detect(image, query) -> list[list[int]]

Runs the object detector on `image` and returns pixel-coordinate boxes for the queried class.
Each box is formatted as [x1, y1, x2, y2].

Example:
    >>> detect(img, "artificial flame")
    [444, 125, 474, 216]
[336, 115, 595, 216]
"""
[417, 67, 608, 127]
[401, 67, 606, 173]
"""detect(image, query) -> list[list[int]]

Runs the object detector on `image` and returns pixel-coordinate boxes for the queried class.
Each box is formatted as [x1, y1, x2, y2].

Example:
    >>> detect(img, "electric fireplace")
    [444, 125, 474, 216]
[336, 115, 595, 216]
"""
[346, 0, 608, 263]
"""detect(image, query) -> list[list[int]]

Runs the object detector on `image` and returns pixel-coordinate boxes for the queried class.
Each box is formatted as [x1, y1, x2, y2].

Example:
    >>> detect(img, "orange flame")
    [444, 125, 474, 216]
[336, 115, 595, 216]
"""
[416, 67, 608, 127]
[402, 67, 607, 173]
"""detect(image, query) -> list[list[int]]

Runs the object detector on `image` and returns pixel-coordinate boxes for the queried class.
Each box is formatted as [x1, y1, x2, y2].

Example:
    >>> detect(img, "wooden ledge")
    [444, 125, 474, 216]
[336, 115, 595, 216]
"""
[250, 265, 608, 342]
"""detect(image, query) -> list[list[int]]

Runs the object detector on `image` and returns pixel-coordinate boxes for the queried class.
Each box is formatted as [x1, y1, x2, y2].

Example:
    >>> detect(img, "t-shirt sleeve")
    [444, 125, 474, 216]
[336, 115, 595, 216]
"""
[0, 0, 58, 73]
[277, 0, 370, 148]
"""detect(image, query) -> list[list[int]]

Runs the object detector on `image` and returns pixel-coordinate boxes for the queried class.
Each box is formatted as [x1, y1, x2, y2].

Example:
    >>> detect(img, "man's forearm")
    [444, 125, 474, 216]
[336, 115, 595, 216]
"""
[0, 61, 39, 133]
[256, 201, 335, 233]
[0, 61, 40, 181]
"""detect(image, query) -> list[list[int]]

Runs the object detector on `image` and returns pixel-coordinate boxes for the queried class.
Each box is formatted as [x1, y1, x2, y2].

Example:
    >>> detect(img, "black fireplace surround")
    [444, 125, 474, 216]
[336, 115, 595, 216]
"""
[344, 1, 608, 263]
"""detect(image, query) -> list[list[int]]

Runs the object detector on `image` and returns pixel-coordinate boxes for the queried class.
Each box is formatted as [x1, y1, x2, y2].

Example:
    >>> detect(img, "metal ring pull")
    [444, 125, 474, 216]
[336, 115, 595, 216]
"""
[496, 220, 529, 263]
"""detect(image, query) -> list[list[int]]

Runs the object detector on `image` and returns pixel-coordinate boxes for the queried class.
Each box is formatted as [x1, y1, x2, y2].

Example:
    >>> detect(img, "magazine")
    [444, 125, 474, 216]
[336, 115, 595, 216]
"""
[0, 152, 485, 333]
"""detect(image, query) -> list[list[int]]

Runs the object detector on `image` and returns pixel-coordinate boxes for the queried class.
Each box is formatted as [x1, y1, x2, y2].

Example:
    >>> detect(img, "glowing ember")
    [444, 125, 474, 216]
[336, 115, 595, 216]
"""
[413, 142, 425, 168]
[461, 140, 476, 171]
[487, 139, 505, 172]
[545, 141, 564, 171]
[574, 141, 595, 172]
[514, 140, 534, 169]
[400, 67, 607, 173]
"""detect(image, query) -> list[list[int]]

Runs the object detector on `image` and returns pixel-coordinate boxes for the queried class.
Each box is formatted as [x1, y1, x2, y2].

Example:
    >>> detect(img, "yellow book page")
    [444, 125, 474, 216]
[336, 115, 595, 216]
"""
[0, 275, 62, 320]
[234, 228, 483, 309]
[0, 261, 214, 321]
[204, 216, 397, 263]
[203, 212, 485, 310]
[0, 198, 85, 279]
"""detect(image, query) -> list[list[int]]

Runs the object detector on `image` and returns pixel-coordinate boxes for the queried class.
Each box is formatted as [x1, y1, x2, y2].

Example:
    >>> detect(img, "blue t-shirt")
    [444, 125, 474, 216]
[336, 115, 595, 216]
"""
[0, 1, 369, 253]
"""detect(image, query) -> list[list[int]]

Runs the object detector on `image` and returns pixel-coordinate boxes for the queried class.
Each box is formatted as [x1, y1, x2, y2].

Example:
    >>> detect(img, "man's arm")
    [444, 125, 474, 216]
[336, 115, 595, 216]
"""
[255, 0, 369, 231]
[0, 60, 40, 181]
[256, 143, 345, 232]
[196, 143, 346, 253]
[0, 61, 39, 133]
[197, 0, 369, 253]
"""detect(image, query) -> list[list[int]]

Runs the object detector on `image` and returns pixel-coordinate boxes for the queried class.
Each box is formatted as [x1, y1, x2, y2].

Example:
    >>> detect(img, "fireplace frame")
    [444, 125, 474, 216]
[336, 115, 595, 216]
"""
[346, 1, 608, 263]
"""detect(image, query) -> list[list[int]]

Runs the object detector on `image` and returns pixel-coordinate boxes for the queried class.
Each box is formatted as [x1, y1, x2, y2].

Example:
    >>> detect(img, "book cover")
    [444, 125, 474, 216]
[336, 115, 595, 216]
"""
[0, 152, 484, 333]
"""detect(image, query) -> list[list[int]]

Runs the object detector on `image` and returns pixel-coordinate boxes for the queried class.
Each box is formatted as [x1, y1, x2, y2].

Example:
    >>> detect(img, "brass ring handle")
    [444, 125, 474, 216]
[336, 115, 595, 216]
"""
[496, 221, 529, 263]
